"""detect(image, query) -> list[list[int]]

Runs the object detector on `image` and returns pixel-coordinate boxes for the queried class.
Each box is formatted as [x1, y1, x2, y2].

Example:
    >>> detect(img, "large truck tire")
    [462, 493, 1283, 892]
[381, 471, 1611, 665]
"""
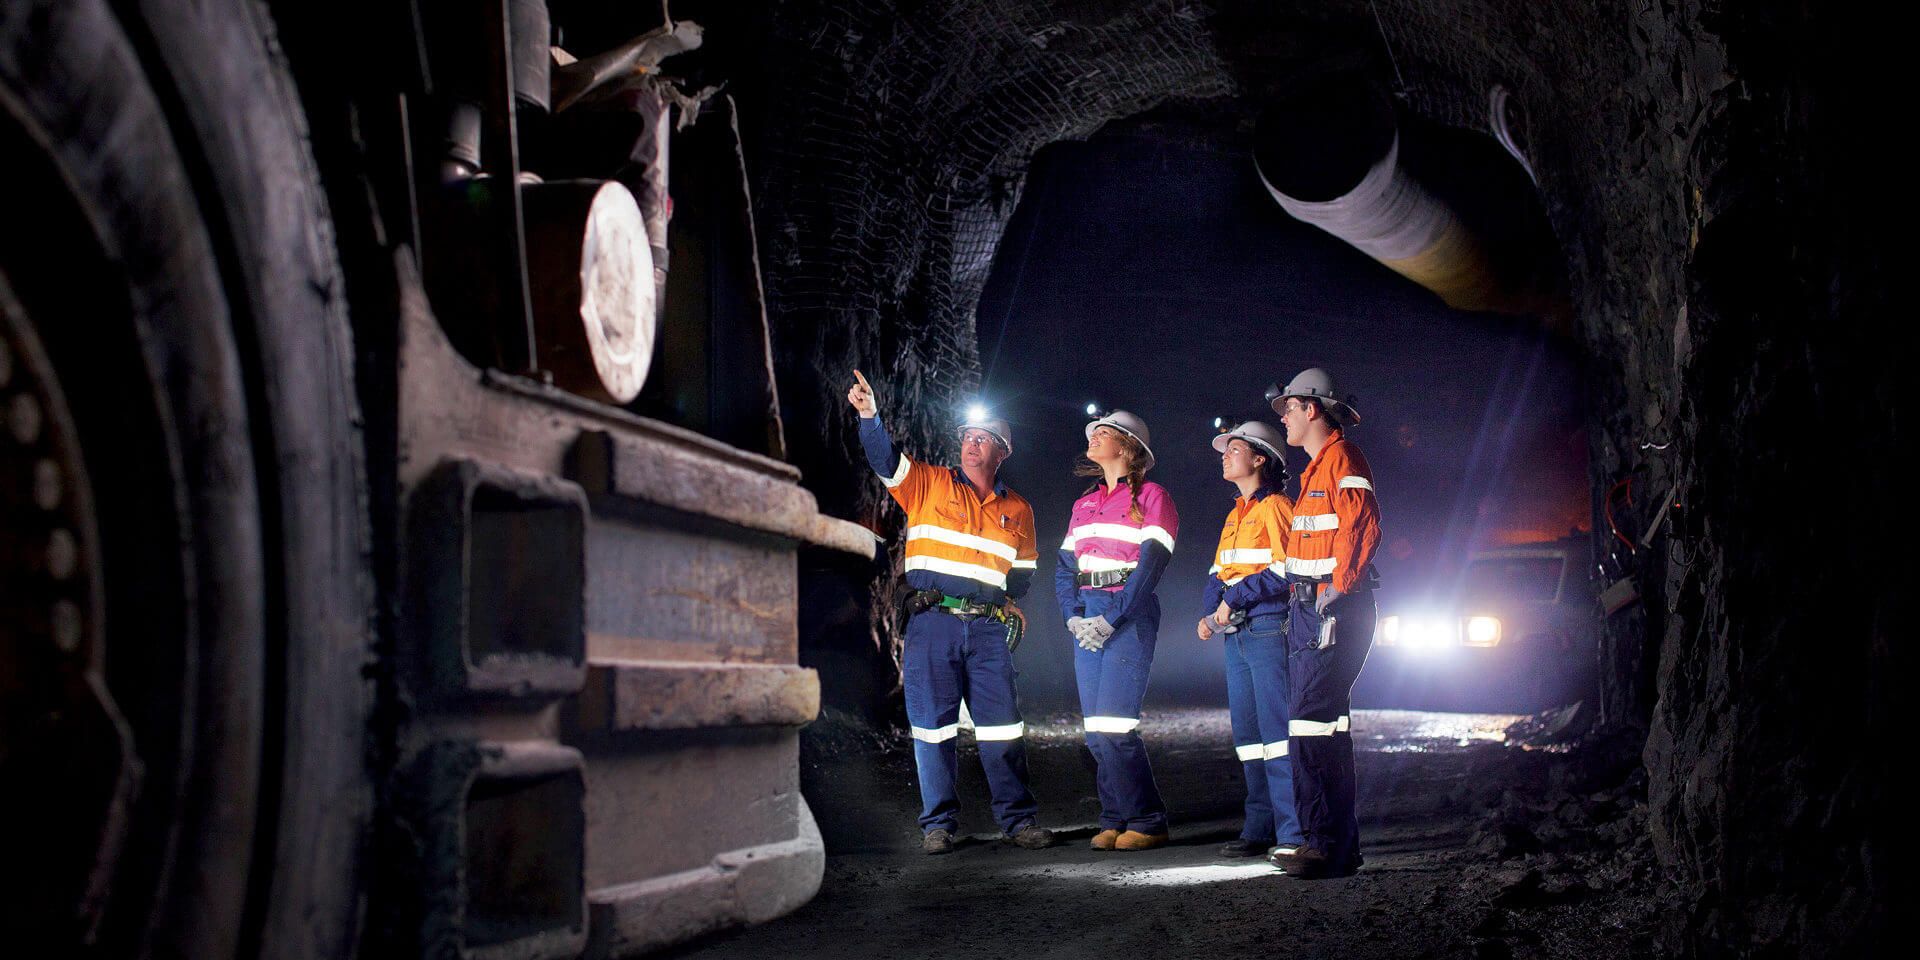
[1, 1, 371, 958]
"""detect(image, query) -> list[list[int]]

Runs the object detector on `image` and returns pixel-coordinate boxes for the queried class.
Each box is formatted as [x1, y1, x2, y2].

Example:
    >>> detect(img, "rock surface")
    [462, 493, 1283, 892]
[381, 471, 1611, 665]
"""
[739, 3, 1892, 953]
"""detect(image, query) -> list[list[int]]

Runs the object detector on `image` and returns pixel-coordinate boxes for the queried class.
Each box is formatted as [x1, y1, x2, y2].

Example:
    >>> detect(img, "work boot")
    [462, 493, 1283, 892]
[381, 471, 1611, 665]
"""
[1270, 843, 1354, 878]
[922, 829, 955, 855]
[1008, 823, 1055, 850]
[1090, 829, 1121, 851]
[1114, 830, 1169, 851]
[1219, 837, 1267, 858]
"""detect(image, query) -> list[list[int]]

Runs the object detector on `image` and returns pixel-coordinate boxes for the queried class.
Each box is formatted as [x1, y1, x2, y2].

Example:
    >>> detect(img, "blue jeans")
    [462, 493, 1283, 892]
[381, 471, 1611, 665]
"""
[1073, 591, 1167, 833]
[903, 609, 1039, 834]
[1224, 613, 1303, 846]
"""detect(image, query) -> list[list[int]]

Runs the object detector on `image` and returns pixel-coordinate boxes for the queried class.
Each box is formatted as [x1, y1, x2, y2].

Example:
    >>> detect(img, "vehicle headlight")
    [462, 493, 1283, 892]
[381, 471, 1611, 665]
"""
[1462, 616, 1502, 647]
[1402, 617, 1455, 650]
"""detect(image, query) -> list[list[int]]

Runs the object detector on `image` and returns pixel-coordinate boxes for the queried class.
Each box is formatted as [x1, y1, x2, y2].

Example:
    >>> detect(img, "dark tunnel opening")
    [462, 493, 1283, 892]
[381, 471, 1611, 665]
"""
[968, 110, 1589, 717]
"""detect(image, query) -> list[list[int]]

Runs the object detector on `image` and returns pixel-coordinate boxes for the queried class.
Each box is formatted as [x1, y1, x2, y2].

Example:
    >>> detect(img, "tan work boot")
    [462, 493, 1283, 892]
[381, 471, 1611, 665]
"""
[1114, 830, 1169, 851]
[1090, 829, 1120, 850]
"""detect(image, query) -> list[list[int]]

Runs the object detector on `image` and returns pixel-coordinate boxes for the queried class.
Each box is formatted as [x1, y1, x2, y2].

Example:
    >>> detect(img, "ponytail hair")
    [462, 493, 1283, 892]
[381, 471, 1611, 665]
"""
[1253, 447, 1290, 495]
[1074, 430, 1150, 522]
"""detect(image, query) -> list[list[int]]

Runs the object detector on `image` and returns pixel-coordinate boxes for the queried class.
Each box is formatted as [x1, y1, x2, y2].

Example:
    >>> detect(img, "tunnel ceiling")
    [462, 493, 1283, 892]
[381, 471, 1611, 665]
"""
[723, 1, 1889, 954]
[739, 0, 1718, 521]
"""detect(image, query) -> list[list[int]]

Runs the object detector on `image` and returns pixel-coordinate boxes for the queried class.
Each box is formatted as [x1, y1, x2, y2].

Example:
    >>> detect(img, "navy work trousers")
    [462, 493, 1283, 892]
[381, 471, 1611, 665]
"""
[903, 608, 1039, 835]
[1224, 612, 1302, 848]
[1073, 591, 1167, 834]
[1286, 586, 1375, 873]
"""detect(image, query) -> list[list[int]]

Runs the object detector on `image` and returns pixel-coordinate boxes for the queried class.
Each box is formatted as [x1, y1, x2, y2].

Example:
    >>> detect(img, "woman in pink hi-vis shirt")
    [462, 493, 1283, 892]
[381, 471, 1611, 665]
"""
[1053, 410, 1177, 851]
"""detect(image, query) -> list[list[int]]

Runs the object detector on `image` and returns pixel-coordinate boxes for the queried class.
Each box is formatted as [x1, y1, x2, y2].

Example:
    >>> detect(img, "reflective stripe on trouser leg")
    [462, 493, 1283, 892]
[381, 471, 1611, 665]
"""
[1074, 593, 1167, 834]
[1286, 591, 1374, 870]
[1225, 630, 1272, 843]
[1237, 612, 1302, 847]
[903, 611, 967, 833]
[960, 616, 1039, 832]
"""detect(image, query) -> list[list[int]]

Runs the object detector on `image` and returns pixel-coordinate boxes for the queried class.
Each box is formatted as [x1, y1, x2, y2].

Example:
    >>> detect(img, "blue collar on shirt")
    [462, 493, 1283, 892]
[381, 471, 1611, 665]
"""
[948, 465, 1007, 498]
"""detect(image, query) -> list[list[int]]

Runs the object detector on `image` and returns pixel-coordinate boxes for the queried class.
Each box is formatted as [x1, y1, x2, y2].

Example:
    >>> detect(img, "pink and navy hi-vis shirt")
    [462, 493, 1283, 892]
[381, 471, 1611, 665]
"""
[1052, 481, 1179, 628]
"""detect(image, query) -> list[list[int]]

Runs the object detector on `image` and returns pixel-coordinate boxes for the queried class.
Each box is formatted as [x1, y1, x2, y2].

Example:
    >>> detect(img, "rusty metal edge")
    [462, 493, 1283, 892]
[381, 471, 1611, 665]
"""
[584, 803, 824, 959]
[398, 281, 871, 558]
[568, 428, 875, 558]
[575, 659, 820, 732]
[483, 368, 800, 482]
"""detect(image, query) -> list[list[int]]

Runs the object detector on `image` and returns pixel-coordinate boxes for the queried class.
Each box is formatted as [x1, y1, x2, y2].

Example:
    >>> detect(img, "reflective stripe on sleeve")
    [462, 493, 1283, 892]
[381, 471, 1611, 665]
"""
[1289, 716, 1351, 737]
[1010, 558, 1038, 570]
[1060, 535, 1077, 551]
[1285, 556, 1338, 577]
[1084, 716, 1141, 734]
[1235, 743, 1264, 762]
[881, 455, 911, 488]
[1208, 563, 1223, 575]
[903, 555, 1009, 589]
[972, 721, 1027, 741]
[1218, 548, 1273, 565]
[1338, 475, 1374, 492]
[904, 524, 1018, 561]
[1262, 739, 1289, 760]
[1291, 513, 1341, 532]
[911, 723, 960, 743]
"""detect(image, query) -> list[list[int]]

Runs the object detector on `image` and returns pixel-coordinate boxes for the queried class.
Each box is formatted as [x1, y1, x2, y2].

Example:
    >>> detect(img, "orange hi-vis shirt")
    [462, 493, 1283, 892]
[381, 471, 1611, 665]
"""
[880, 452, 1039, 603]
[1283, 430, 1381, 594]
[1211, 490, 1293, 586]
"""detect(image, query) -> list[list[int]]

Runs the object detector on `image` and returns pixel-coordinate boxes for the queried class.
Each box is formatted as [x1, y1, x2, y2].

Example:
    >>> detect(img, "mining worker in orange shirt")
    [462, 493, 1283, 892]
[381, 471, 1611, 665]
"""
[1264, 368, 1381, 879]
[848, 369, 1053, 856]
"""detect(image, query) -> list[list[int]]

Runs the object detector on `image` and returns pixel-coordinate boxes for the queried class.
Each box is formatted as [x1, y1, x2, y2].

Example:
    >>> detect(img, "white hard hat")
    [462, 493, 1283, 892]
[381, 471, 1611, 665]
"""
[1211, 420, 1287, 462]
[1267, 367, 1362, 424]
[1085, 410, 1156, 471]
[957, 416, 1013, 456]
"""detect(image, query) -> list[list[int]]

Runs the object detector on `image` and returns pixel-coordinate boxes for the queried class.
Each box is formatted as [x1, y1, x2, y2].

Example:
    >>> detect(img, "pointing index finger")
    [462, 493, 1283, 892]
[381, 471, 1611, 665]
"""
[853, 369, 872, 392]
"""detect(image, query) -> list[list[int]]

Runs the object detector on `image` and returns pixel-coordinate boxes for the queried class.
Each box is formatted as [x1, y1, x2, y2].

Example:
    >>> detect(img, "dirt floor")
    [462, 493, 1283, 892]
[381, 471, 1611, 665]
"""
[667, 708, 1668, 959]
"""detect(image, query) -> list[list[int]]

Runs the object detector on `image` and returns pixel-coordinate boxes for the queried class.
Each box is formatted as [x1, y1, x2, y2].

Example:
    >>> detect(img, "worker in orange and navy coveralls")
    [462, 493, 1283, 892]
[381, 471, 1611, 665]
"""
[1195, 420, 1305, 860]
[1265, 368, 1381, 879]
[847, 370, 1054, 855]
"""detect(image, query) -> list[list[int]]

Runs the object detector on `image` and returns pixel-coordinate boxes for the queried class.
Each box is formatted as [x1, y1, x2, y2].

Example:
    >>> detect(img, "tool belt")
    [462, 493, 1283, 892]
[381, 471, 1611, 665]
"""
[902, 587, 1010, 620]
[900, 588, 1024, 652]
[1288, 565, 1380, 604]
[1075, 569, 1131, 588]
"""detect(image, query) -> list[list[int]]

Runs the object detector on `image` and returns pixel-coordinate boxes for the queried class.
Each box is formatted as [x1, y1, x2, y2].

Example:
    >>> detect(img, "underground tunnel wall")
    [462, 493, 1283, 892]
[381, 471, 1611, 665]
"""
[734, 1, 1891, 954]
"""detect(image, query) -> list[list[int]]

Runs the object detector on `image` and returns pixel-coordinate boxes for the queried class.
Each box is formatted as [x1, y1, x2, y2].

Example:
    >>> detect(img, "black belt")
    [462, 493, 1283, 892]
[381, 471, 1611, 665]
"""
[1076, 569, 1131, 588]
[1288, 567, 1379, 602]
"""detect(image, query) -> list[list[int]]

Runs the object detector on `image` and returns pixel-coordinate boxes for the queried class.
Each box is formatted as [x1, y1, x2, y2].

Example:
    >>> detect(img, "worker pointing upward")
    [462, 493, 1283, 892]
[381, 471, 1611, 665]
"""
[848, 369, 1053, 855]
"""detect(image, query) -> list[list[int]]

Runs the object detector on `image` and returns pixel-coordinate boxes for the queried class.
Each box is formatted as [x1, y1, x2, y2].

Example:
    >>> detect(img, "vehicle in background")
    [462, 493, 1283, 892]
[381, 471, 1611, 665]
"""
[1354, 535, 1599, 715]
